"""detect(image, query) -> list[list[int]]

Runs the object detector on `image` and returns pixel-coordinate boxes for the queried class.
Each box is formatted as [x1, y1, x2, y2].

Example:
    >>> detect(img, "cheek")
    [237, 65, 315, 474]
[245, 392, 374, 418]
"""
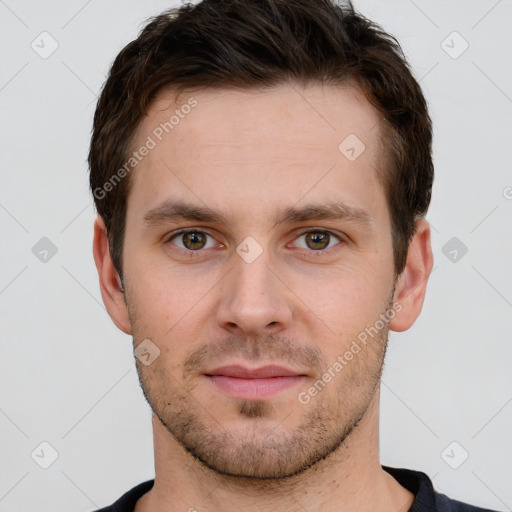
[125, 253, 217, 319]
[124, 261, 221, 362]
[291, 261, 392, 330]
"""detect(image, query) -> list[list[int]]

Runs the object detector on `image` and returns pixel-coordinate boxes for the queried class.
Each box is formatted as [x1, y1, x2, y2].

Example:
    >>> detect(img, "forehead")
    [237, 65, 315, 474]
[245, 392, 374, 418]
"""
[142, 82, 381, 147]
[127, 82, 386, 226]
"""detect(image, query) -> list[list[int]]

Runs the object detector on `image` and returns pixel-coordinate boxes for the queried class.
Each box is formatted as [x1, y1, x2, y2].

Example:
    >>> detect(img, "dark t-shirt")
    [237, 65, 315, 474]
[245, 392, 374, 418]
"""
[91, 465, 499, 512]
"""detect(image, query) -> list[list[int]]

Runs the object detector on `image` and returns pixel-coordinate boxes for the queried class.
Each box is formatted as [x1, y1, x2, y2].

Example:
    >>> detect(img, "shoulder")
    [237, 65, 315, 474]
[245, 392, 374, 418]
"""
[382, 465, 500, 512]
[90, 479, 154, 512]
[434, 491, 501, 512]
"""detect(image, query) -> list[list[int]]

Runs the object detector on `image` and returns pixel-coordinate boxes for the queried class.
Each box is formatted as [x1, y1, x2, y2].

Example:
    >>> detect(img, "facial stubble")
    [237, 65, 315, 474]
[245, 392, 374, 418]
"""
[127, 294, 391, 481]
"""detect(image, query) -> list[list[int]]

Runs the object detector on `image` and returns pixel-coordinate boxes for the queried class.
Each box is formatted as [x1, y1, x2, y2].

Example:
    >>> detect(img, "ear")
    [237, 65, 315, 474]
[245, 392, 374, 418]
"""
[389, 218, 434, 332]
[92, 216, 132, 334]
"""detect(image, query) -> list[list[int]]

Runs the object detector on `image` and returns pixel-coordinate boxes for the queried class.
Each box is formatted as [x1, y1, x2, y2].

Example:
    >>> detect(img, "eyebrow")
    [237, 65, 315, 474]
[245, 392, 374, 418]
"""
[142, 199, 373, 229]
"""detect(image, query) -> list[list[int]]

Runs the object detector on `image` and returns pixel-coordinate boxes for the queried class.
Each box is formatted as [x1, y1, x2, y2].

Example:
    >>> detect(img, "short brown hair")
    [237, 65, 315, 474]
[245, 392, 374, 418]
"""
[89, 0, 433, 279]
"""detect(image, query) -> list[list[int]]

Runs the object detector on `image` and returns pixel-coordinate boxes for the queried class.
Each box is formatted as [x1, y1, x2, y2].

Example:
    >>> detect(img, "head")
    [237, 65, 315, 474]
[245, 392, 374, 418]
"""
[91, 0, 433, 480]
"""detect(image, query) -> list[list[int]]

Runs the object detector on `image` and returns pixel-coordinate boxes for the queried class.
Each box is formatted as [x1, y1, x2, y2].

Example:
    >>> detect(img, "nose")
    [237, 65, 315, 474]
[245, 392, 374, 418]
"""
[215, 249, 293, 337]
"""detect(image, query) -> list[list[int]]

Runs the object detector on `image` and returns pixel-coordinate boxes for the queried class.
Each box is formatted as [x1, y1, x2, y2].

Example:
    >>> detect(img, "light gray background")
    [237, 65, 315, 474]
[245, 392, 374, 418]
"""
[1, 1, 511, 511]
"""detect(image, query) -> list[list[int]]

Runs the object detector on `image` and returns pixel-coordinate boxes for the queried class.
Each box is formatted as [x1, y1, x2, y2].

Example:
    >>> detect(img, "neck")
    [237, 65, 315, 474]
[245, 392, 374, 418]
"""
[135, 389, 414, 512]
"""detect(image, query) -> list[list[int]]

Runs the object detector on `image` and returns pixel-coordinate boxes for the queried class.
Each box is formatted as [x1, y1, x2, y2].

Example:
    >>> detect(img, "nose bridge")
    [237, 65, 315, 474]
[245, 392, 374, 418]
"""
[216, 240, 292, 334]
[234, 250, 274, 301]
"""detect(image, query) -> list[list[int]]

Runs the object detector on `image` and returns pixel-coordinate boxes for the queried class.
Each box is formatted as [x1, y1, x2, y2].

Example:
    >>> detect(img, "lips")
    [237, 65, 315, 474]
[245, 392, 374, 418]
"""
[205, 365, 304, 379]
[204, 365, 307, 400]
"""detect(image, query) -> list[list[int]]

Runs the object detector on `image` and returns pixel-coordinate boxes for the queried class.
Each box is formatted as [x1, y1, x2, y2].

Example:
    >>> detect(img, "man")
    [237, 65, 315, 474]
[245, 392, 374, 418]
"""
[89, 0, 498, 511]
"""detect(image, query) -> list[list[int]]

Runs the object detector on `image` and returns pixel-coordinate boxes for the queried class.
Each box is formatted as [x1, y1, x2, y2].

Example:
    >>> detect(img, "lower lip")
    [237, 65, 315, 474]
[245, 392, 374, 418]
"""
[205, 375, 306, 400]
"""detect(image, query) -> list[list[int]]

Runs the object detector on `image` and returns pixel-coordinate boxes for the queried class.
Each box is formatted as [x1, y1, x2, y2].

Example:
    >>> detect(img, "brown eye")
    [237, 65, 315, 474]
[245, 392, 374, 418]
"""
[169, 230, 216, 251]
[182, 231, 207, 250]
[305, 232, 331, 250]
[291, 230, 343, 253]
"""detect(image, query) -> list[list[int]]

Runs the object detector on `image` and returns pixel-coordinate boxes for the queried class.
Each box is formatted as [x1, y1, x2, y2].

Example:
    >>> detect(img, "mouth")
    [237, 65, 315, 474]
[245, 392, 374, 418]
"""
[203, 364, 308, 400]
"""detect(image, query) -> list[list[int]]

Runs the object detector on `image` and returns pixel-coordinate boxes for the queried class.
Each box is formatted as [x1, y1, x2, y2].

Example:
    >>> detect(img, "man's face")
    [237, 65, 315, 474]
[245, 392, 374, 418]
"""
[122, 82, 397, 479]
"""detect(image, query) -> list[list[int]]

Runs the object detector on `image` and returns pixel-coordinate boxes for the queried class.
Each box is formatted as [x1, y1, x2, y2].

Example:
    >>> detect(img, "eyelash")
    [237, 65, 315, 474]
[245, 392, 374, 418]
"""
[165, 228, 345, 257]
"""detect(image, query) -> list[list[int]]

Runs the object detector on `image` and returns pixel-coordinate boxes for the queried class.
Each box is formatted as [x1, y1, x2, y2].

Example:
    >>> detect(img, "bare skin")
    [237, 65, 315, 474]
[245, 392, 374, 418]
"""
[93, 81, 433, 512]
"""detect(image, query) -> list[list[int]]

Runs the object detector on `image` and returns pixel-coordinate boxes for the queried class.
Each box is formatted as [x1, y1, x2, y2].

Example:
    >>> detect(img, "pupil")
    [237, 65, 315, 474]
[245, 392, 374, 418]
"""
[185, 232, 205, 249]
[307, 232, 329, 250]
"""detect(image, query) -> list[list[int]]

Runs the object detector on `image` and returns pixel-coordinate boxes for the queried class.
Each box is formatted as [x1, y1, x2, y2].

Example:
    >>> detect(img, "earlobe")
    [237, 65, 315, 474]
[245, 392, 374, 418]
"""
[389, 218, 434, 333]
[92, 216, 132, 334]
